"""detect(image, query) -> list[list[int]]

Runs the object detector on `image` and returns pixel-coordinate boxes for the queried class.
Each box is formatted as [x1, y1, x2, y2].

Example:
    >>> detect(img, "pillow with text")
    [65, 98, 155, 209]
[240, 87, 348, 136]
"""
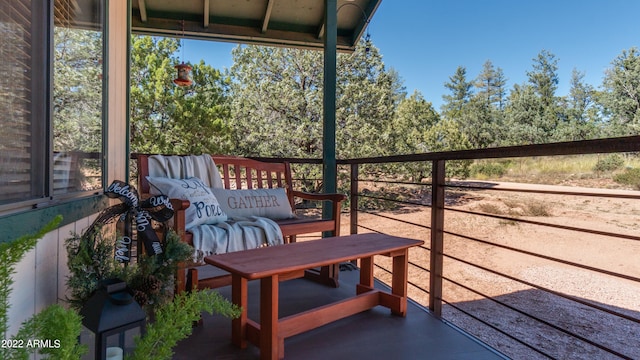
[146, 176, 227, 229]
[211, 188, 294, 220]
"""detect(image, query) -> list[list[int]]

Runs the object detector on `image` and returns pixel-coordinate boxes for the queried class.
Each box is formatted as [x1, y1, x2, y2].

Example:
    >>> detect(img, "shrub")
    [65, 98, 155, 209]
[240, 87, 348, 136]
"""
[524, 202, 551, 217]
[471, 162, 507, 178]
[476, 203, 505, 215]
[593, 154, 625, 172]
[614, 167, 640, 190]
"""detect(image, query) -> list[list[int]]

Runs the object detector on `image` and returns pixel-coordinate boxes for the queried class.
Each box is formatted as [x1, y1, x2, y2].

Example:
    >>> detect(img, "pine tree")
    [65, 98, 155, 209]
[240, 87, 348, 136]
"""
[441, 66, 474, 119]
[555, 69, 601, 140]
[129, 36, 231, 154]
[600, 47, 640, 136]
[475, 60, 507, 110]
[526, 49, 559, 108]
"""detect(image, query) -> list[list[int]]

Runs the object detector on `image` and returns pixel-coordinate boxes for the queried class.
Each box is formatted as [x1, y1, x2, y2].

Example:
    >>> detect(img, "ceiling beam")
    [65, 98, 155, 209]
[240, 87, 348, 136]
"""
[350, 0, 380, 46]
[204, 0, 209, 27]
[132, 16, 355, 51]
[137, 0, 147, 22]
[261, 0, 274, 34]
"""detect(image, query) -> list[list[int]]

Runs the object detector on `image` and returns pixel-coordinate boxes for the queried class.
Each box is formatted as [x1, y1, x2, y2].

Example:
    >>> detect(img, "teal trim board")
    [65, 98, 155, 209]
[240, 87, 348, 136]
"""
[0, 195, 109, 244]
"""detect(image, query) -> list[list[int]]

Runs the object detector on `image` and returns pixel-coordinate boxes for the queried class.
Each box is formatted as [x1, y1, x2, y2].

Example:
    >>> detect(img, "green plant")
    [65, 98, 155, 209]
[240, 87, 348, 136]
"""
[127, 290, 241, 360]
[121, 229, 194, 308]
[1, 216, 87, 360]
[66, 226, 193, 311]
[614, 167, 640, 189]
[65, 225, 120, 309]
[64, 216, 241, 359]
[12, 304, 86, 360]
[1, 216, 62, 341]
[593, 154, 625, 172]
[471, 161, 507, 178]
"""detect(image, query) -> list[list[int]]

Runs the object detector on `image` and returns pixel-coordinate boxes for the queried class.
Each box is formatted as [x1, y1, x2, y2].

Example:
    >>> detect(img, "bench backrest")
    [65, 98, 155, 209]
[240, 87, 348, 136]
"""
[135, 154, 295, 210]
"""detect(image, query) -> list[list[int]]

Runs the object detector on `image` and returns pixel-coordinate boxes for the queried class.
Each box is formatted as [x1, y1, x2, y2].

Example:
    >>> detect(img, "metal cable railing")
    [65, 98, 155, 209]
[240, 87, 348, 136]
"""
[254, 136, 640, 359]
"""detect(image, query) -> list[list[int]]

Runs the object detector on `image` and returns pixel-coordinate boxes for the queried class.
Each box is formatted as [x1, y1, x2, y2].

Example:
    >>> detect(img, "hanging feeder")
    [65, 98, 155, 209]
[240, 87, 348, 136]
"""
[173, 62, 193, 87]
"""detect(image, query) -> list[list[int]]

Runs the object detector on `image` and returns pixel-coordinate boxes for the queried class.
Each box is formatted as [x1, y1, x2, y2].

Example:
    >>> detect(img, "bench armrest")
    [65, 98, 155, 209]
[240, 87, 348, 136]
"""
[168, 198, 190, 241]
[170, 198, 190, 210]
[291, 190, 347, 203]
[291, 191, 346, 228]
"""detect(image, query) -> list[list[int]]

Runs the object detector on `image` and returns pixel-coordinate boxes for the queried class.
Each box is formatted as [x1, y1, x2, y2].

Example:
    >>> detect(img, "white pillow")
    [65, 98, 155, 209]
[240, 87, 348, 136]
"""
[146, 176, 227, 229]
[211, 188, 295, 220]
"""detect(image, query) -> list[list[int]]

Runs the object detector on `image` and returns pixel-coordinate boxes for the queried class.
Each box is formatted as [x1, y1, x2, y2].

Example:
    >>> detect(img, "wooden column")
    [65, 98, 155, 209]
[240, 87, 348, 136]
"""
[429, 160, 445, 317]
[350, 163, 359, 235]
[322, 0, 338, 227]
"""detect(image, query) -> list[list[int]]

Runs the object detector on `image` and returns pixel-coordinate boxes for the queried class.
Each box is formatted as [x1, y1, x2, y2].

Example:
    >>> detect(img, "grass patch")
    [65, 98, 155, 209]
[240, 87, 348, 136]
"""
[476, 203, 506, 215]
[470, 161, 508, 178]
[472, 153, 640, 186]
[593, 154, 625, 172]
[524, 201, 552, 216]
[614, 168, 640, 190]
[476, 199, 551, 217]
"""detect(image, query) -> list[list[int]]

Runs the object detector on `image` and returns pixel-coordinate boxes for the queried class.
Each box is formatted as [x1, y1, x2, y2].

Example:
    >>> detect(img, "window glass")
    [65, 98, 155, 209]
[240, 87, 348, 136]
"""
[53, 0, 105, 195]
[0, 0, 105, 208]
[0, 0, 44, 204]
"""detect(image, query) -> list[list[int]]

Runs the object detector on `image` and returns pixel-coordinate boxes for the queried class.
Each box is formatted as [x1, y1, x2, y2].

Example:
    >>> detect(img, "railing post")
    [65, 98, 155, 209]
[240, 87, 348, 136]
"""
[350, 163, 359, 235]
[429, 160, 445, 317]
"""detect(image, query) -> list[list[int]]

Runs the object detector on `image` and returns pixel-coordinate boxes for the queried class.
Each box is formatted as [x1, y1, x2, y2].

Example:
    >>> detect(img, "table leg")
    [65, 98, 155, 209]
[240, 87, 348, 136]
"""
[231, 275, 248, 348]
[260, 274, 280, 360]
[391, 249, 409, 316]
[359, 255, 374, 288]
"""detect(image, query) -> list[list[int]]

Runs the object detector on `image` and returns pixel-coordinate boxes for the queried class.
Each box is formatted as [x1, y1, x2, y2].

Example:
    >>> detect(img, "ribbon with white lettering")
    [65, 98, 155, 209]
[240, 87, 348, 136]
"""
[93, 180, 174, 260]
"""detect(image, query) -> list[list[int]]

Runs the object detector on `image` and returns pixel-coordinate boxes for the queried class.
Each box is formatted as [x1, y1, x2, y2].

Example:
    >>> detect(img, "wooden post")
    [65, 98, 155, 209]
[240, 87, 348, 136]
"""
[429, 160, 445, 317]
[350, 163, 358, 235]
[322, 0, 337, 229]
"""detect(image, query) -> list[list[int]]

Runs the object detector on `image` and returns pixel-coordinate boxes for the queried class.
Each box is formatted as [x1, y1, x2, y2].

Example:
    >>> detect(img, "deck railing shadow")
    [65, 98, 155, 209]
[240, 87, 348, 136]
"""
[445, 289, 640, 359]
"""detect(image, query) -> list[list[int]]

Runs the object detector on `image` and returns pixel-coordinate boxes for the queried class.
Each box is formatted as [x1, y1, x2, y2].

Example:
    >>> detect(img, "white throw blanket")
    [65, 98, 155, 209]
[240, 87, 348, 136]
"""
[191, 216, 284, 262]
[147, 154, 283, 261]
[147, 154, 224, 189]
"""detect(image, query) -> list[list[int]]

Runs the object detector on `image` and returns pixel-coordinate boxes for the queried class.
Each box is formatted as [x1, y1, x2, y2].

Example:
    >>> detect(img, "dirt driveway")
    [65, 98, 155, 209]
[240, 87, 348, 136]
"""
[335, 180, 640, 359]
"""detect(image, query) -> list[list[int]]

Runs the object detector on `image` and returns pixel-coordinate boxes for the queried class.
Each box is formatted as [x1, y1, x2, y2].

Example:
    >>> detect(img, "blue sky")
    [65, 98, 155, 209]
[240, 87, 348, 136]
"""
[183, 0, 640, 110]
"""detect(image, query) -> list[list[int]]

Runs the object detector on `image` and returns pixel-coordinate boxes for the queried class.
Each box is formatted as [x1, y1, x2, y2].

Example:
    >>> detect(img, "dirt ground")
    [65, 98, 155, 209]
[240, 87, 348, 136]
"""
[329, 180, 640, 359]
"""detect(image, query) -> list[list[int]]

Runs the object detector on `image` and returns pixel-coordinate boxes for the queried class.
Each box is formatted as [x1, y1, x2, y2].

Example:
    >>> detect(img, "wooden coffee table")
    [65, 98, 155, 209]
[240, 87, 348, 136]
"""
[204, 233, 424, 360]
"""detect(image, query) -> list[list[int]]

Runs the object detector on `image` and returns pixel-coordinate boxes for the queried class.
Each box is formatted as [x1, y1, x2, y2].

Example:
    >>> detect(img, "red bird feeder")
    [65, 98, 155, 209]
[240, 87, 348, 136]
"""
[173, 62, 193, 86]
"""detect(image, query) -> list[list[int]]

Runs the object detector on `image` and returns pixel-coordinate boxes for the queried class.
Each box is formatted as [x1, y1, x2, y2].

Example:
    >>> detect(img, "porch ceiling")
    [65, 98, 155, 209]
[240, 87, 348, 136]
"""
[131, 0, 382, 51]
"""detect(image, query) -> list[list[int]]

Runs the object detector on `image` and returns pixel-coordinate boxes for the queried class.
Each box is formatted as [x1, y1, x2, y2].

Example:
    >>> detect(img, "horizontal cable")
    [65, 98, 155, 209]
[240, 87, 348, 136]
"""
[358, 193, 430, 207]
[358, 179, 432, 187]
[446, 207, 640, 242]
[444, 248, 640, 324]
[445, 230, 640, 283]
[356, 224, 384, 234]
[445, 182, 640, 200]
[374, 264, 430, 296]
[410, 260, 430, 274]
[357, 208, 431, 230]
[374, 263, 391, 275]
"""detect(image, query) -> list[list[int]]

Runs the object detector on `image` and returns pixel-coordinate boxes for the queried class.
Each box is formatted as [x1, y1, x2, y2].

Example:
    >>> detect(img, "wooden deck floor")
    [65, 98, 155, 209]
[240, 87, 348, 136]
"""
[172, 267, 507, 360]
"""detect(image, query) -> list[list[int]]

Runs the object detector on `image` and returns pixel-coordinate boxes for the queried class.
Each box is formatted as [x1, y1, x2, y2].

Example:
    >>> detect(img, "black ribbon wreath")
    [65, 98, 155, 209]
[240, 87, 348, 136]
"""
[91, 180, 174, 262]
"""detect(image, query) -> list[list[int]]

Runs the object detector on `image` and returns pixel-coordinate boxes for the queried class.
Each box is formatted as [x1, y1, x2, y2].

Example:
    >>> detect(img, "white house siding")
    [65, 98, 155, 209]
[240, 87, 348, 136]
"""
[7, 215, 95, 337]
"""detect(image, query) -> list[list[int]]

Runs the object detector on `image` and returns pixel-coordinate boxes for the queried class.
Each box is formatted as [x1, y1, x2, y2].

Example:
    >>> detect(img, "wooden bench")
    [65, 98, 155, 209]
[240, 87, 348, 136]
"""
[205, 233, 424, 360]
[135, 154, 347, 293]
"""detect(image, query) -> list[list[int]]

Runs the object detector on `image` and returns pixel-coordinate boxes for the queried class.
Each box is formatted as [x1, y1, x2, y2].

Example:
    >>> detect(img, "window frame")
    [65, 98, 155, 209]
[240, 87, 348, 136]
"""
[0, 0, 107, 216]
